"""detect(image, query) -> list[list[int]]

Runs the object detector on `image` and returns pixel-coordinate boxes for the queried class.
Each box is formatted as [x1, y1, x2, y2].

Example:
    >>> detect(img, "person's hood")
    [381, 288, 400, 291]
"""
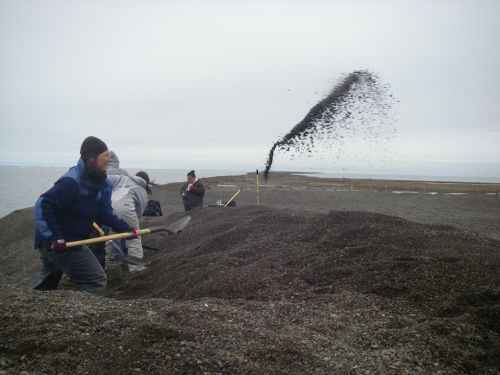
[75, 157, 94, 188]
[107, 174, 147, 191]
[130, 175, 147, 189]
[108, 150, 120, 168]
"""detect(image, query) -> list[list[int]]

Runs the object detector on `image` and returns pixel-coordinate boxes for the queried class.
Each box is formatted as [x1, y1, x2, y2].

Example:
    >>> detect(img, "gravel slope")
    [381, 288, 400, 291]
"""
[0, 174, 499, 374]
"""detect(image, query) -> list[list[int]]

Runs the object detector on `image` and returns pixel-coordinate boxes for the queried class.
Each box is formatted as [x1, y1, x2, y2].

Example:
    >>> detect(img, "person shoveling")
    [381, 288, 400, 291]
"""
[33, 137, 136, 294]
[33, 136, 191, 294]
[106, 170, 153, 272]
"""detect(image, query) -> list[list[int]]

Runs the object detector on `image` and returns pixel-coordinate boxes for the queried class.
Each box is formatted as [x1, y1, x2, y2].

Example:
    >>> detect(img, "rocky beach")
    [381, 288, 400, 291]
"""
[1, 173, 499, 374]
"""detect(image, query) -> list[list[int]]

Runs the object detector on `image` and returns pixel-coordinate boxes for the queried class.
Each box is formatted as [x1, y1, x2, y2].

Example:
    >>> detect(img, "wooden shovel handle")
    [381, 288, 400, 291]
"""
[65, 216, 191, 248]
[65, 231, 146, 248]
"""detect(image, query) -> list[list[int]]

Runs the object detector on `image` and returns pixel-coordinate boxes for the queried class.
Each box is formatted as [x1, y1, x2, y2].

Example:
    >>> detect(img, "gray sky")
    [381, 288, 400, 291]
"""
[1, 0, 499, 177]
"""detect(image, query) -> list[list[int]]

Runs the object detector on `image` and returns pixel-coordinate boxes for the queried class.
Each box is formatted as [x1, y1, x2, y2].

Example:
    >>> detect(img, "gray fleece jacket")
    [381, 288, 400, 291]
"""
[107, 175, 148, 218]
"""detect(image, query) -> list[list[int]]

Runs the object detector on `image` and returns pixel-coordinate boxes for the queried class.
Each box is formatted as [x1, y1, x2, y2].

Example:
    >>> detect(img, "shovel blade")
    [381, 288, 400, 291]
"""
[112, 216, 191, 266]
[149, 215, 191, 235]
[112, 246, 146, 266]
[165, 215, 191, 234]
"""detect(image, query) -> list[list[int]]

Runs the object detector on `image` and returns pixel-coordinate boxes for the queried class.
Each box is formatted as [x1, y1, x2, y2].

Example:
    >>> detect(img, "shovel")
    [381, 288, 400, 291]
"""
[65, 216, 191, 266]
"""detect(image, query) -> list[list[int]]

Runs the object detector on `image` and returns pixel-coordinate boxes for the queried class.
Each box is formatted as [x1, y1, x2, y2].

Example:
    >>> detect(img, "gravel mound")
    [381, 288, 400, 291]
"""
[0, 205, 499, 374]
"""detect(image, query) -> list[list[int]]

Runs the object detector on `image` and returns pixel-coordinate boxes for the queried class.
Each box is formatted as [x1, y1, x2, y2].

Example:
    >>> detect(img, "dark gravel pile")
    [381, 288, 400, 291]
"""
[0, 201, 499, 374]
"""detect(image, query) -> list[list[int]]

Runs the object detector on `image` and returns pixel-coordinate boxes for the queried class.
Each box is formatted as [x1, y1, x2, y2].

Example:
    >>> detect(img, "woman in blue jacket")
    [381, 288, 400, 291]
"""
[33, 136, 136, 294]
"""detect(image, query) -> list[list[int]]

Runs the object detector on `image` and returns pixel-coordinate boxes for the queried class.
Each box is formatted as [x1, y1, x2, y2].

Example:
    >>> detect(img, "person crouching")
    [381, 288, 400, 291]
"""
[107, 171, 152, 272]
[33, 136, 137, 294]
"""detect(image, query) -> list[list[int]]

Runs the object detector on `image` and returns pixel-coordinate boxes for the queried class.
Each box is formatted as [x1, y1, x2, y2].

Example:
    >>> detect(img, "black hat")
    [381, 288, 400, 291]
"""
[187, 170, 195, 177]
[136, 171, 150, 185]
[136, 171, 152, 194]
[80, 136, 108, 160]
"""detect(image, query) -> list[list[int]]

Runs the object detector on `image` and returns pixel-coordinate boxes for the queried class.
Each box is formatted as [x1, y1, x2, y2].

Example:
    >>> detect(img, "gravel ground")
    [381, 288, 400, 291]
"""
[0, 173, 499, 374]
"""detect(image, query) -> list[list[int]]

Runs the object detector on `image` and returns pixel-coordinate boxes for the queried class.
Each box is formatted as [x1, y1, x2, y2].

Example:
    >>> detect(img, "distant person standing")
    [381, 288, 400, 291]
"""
[33, 136, 136, 294]
[180, 170, 205, 211]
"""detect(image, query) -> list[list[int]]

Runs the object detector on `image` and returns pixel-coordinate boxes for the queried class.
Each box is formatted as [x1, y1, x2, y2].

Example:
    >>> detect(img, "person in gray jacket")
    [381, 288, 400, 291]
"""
[89, 150, 130, 268]
[107, 171, 152, 272]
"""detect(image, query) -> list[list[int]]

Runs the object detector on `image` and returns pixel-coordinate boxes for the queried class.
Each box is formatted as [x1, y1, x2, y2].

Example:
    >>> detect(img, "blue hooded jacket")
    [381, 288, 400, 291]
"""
[34, 158, 131, 248]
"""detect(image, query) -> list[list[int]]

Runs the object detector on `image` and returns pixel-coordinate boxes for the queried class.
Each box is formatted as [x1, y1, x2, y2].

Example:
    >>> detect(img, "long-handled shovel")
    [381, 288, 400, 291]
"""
[65, 216, 191, 266]
[224, 188, 241, 207]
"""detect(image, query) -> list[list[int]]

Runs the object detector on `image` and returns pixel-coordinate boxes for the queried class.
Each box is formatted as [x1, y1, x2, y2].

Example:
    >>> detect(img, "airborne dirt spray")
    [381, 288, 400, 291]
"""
[263, 70, 396, 180]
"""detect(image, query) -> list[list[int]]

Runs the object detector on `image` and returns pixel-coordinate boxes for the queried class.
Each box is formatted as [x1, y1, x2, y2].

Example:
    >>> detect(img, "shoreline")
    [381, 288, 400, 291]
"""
[2, 172, 500, 220]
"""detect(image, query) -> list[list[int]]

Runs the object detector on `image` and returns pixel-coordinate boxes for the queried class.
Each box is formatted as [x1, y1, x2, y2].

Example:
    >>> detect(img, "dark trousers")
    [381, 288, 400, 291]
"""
[90, 243, 106, 270]
[89, 224, 109, 269]
[33, 241, 107, 294]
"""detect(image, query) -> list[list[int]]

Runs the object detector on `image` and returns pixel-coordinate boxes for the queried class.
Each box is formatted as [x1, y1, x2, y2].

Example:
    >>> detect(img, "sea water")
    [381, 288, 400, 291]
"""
[0, 166, 244, 218]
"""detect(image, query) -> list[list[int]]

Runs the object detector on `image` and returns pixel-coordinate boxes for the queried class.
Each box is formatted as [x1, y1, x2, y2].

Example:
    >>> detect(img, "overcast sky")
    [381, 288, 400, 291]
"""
[1, 0, 499, 177]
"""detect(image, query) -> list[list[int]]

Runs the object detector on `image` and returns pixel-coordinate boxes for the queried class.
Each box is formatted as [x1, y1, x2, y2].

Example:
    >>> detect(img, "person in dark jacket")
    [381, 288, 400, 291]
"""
[33, 136, 138, 294]
[180, 170, 205, 211]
